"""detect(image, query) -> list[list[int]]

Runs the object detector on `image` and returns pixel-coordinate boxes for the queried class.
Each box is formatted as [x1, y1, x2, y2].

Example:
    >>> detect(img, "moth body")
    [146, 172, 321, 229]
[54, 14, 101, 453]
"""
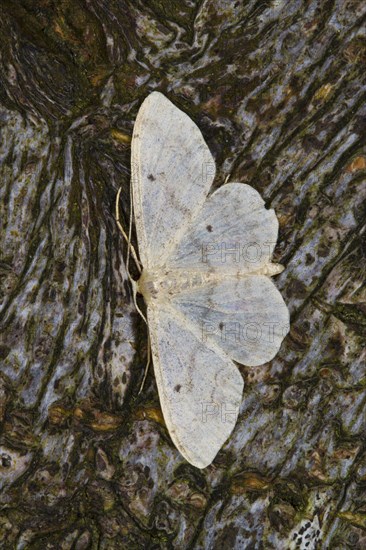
[137, 269, 211, 303]
[137, 263, 284, 304]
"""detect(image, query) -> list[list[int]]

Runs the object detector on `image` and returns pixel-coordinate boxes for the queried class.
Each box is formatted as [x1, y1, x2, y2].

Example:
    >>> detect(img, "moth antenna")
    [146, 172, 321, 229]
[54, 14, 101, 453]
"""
[128, 177, 151, 394]
[115, 188, 147, 322]
[116, 187, 150, 395]
[138, 332, 151, 395]
[115, 186, 142, 273]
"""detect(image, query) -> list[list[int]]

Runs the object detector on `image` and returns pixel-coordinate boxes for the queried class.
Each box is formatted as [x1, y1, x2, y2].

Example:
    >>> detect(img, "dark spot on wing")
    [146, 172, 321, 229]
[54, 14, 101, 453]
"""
[148, 174, 156, 181]
[174, 384, 181, 392]
[219, 322, 224, 330]
[206, 224, 213, 232]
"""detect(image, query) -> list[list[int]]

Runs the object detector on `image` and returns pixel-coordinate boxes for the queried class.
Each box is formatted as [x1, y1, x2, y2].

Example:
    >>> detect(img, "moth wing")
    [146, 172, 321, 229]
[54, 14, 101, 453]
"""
[131, 92, 215, 269]
[171, 276, 290, 367]
[147, 303, 243, 469]
[167, 182, 279, 271]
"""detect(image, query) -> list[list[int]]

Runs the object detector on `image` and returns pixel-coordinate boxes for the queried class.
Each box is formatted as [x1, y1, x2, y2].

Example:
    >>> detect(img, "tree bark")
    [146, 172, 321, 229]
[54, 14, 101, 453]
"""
[0, 1, 366, 548]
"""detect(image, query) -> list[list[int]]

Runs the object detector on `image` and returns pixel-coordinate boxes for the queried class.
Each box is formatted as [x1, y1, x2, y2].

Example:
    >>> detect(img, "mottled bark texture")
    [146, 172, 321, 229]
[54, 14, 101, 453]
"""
[0, 1, 365, 549]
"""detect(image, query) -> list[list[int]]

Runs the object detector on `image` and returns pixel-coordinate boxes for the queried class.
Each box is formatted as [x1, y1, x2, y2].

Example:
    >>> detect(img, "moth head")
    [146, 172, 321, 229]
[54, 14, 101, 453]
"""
[136, 271, 159, 304]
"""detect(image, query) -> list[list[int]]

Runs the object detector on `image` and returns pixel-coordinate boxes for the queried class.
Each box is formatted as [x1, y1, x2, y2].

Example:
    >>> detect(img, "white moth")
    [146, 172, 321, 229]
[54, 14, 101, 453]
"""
[127, 92, 289, 468]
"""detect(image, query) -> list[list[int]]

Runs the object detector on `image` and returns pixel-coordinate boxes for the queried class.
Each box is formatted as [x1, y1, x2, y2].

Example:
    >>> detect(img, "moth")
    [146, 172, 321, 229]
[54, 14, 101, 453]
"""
[118, 92, 289, 468]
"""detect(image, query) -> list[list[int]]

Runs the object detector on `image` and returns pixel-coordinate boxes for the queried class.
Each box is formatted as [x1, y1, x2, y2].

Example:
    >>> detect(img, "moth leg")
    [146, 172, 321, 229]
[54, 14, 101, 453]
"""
[115, 187, 147, 324]
[138, 332, 151, 395]
[115, 186, 142, 273]
[131, 279, 147, 324]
